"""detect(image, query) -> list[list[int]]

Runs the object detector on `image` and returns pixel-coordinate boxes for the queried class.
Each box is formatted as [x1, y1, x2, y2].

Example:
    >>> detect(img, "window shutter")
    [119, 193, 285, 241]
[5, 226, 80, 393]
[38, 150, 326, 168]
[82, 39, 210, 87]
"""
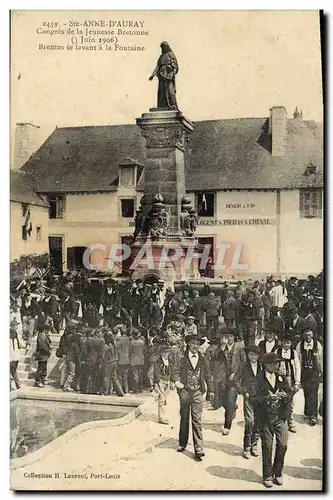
[67, 247, 75, 270]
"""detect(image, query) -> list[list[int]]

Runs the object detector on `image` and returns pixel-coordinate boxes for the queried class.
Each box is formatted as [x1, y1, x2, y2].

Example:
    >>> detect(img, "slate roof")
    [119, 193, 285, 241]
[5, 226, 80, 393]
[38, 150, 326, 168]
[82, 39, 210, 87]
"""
[10, 170, 49, 207]
[19, 116, 323, 193]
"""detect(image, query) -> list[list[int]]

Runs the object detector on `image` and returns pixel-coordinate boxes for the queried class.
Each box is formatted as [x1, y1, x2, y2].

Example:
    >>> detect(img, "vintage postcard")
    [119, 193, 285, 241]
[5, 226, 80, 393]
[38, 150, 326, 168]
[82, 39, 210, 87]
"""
[10, 10, 323, 491]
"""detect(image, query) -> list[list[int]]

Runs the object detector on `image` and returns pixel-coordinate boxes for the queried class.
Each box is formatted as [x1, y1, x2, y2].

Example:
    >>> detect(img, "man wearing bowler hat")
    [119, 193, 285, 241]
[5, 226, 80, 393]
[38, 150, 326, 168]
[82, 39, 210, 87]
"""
[234, 344, 262, 459]
[171, 334, 214, 460]
[258, 323, 279, 364]
[275, 331, 301, 432]
[253, 352, 292, 488]
[216, 328, 246, 436]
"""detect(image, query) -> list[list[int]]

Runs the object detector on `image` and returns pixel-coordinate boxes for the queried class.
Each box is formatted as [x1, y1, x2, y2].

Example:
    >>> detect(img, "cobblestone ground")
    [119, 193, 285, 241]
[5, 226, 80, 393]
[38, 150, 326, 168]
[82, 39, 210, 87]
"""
[11, 386, 322, 491]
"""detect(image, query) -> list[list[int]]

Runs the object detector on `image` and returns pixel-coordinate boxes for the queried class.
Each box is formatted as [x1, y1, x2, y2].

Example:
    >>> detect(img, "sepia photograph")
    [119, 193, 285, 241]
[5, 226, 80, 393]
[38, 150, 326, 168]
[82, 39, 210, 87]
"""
[9, 9, 323, 491]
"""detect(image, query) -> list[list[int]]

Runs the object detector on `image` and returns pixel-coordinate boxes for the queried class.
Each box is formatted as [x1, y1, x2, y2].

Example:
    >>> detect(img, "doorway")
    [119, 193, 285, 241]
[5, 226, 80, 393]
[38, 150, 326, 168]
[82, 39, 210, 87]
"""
[49, 236, 63, 274]
[197, 237, 215, 278]
[121, 235, 134, 276]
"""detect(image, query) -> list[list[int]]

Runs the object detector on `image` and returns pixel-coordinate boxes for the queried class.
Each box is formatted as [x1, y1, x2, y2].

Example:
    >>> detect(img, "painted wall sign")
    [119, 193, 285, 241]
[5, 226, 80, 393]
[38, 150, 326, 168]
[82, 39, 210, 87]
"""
[198, 218, 276, 226]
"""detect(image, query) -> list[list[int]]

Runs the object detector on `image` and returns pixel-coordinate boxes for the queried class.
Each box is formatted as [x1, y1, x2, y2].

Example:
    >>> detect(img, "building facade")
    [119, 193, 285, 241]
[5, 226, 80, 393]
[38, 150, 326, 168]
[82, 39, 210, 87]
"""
[10, 171, 49, 261]
[13, 106, 323, 277]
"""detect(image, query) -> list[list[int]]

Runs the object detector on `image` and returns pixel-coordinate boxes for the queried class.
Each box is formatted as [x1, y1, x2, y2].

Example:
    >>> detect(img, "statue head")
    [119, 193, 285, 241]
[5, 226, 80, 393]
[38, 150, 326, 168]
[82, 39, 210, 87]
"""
[160, 41, 171, 53]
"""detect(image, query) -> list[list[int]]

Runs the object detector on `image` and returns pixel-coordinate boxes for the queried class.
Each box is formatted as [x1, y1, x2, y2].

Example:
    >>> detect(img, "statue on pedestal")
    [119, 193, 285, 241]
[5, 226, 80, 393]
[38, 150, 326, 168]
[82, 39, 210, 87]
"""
[149, 41, 178, 110]
[133, 196, 147, 240]
[180, 195, 198, 237]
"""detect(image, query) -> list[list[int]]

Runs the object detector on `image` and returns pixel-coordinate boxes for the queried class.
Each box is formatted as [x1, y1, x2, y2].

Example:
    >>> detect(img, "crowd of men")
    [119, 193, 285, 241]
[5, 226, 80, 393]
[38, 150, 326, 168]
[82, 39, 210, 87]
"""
[10, 271, 323, 391]
[10, 270, 324, 486]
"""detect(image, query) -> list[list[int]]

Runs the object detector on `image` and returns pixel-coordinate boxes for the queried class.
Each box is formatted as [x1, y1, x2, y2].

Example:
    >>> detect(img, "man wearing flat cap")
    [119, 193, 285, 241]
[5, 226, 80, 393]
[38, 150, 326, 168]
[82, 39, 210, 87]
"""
[171, 335, 214, 460]
[252, 352, 292, 488]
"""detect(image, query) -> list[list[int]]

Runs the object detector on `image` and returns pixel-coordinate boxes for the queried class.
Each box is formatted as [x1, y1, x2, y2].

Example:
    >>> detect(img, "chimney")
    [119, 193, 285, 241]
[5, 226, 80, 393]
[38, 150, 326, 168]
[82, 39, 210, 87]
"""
[12, 122, 41, 170]
[269, 106, 287, 157]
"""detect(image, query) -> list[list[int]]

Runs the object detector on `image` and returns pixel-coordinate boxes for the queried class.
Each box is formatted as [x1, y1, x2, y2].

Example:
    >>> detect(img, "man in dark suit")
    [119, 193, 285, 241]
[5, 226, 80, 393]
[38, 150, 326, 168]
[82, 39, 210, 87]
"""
[234, 344, 262, 459]
[285, 305, 305, 347]
[302, 304, 318, 339]
[116, 326, 130, 394]
[192, 290, 204, 327]
[222, 290, 238, 328]
[258, 324, 279, 364]
[129, 328, 146, 393]
[251, 352, 293, 488]
[171, 334, 214, 460]
[237, 289, 259, 346]
[216, 328, 246, 435]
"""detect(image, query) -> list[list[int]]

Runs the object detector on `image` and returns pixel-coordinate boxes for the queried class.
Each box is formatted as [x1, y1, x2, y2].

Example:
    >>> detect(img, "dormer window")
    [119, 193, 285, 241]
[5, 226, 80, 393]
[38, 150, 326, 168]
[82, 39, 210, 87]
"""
[119, 166, 135, 186]
[118, 157, 139, 187]
[304, 162, 317, 176]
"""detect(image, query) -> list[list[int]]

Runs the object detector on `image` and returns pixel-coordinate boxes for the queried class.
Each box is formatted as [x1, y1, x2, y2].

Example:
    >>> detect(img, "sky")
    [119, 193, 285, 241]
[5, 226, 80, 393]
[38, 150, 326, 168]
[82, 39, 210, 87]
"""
[11, 10, 323, 144]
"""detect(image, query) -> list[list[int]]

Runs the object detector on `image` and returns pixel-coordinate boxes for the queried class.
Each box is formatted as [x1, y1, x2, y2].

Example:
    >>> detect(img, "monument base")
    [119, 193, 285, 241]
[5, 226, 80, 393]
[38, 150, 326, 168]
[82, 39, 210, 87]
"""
[130, 237, 200, 288]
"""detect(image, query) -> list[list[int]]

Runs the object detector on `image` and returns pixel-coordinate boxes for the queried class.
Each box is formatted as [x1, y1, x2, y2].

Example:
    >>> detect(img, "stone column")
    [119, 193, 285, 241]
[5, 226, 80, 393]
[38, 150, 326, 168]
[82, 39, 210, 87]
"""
[136, 109, 194, 237]
[131, 109, 199, 282]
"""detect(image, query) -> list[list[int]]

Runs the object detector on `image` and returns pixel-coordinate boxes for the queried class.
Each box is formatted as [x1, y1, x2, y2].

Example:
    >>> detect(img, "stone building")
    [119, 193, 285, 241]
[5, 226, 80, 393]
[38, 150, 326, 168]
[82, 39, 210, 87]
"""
[13, 106, 323, 277]
[10, 170, 49, 261]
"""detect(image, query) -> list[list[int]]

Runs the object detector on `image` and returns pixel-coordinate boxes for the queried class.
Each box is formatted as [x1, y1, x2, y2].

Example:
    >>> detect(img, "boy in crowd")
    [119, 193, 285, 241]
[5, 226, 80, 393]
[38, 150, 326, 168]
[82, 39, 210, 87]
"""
[275, 331, 301, 432]
[34, 321, 52, 387]
[253, 352, 292, 488]
[234, 344, 261, 459]
[184, 316, 198, 338]
[296, 329, 323, 426]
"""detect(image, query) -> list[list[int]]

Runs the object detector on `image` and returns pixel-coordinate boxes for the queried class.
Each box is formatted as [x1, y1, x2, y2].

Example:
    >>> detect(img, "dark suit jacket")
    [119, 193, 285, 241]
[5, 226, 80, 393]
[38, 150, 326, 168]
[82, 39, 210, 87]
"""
[193, 296, 204, 321]
[116, 335, 130, 365]
[250, 370, 292, 425]
[286, 315, 305, 333]
[171, 351, 214, 394]
[129, 337, 146, 366]
[215, 342, 247, 377]
[304, 314, 318, 336]
[222, 297, 238, 320]
[35, 331, 52, 361]
[258, 339, 279, 364]
[234, 361, 262, 397]
[42, 296, 59, 316]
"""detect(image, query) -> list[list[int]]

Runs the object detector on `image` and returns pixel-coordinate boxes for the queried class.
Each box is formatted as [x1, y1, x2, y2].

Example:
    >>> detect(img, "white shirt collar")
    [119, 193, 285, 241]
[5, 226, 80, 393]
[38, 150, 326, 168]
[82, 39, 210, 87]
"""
[250, 362, 258, 375]
[226, 343, 235, 351]
[265, 371, 276, 385]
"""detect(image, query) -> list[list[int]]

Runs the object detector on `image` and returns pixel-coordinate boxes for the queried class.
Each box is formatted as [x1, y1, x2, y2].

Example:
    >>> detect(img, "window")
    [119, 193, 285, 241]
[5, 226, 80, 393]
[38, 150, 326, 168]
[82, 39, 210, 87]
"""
[48, 195, 65, 219]
[21, 203, 29, 217]
[67, 246, 87, 270]
[196, 192, 215, 217]
[121, 236, 134, 274]
[119, 167, 135, 186]
[36, 226, 42, 241]
[121, 198, 135, 218]
[22, 225, 27, 241]
[300, 190, 322, 218]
